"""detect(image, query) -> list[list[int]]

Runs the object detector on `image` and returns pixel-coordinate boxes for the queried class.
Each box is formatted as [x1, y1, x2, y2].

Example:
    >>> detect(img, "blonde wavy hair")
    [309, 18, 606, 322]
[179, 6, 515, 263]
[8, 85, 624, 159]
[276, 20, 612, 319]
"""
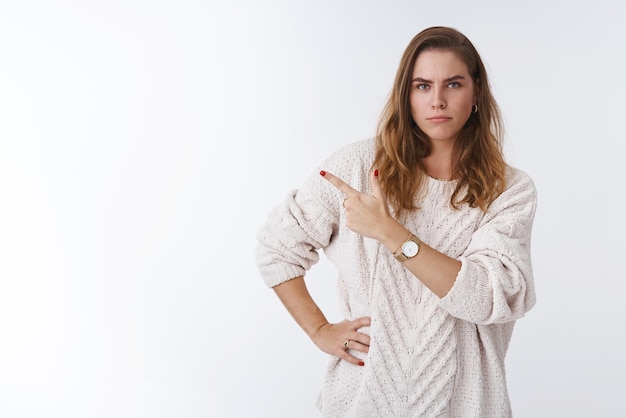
[373, 26, 506, 217]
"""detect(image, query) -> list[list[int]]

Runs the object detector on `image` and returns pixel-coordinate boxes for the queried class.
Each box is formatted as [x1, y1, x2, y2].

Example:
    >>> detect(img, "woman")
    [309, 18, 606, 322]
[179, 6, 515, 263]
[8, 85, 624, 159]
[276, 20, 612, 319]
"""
[256, 26, 536, 417]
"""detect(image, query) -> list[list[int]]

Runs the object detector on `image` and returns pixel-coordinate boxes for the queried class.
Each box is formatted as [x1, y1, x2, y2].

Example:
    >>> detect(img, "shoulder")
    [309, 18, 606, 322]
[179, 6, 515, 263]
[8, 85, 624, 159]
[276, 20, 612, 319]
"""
[298, 137, 377, 211]
[505, 166, 535, 190]
[502, 166, 537, 205]
[481, 166, 537, 224]
[321, 137, 376, 172]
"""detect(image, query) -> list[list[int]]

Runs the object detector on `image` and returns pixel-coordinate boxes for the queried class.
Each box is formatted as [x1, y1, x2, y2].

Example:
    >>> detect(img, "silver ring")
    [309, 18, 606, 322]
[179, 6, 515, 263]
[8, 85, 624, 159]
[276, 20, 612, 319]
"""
[344, 340, 350, 349]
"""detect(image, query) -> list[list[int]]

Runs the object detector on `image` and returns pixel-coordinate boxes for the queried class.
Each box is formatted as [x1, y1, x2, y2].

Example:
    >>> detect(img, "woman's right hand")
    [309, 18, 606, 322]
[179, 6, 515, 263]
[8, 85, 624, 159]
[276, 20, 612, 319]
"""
[310, 317, 371, 366]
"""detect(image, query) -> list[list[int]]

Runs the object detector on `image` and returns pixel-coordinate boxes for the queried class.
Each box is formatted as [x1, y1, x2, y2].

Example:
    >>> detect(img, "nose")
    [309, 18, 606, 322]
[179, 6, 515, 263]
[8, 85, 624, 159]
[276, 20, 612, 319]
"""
[431, 87, 446, 109]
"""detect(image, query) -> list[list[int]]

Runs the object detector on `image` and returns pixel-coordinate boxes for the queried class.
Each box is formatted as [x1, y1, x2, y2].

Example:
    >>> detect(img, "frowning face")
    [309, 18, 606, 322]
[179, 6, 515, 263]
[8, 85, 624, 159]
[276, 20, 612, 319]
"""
[409, 49, 477, 145]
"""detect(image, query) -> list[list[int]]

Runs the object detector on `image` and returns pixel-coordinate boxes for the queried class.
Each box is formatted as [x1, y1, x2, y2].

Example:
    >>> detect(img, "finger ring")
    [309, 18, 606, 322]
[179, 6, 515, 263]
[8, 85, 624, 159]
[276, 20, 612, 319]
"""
[344, 340, 350, 349]
[342, 199, 347, 208]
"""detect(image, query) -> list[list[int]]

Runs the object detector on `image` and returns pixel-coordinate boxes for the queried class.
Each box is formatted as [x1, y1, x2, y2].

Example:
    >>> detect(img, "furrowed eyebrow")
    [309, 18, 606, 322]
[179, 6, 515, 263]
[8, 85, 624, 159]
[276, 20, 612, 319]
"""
[444, 75, 465, 82]
[411, 75, 466, 83]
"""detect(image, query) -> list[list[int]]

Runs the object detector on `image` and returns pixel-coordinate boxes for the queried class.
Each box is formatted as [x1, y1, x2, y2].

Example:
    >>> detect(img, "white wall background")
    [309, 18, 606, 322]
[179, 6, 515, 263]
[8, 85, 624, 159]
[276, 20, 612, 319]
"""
[0, 1, 624, 417]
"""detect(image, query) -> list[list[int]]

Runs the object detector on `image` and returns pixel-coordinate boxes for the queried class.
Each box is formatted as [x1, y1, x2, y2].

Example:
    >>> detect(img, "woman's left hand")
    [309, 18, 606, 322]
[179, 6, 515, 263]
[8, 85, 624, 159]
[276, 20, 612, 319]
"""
[320, 169, 394, 242]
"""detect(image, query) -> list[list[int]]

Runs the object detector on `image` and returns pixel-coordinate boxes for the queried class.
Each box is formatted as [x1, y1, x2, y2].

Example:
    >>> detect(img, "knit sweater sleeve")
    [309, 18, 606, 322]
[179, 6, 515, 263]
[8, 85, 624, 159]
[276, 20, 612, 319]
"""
[439, 168, 537, 324]
[255, 141, 367, 288]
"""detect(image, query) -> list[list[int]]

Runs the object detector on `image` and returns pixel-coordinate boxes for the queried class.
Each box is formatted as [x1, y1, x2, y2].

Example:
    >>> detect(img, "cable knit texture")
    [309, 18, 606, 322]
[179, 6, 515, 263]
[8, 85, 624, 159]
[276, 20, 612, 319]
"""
[256, 138, 537, 418]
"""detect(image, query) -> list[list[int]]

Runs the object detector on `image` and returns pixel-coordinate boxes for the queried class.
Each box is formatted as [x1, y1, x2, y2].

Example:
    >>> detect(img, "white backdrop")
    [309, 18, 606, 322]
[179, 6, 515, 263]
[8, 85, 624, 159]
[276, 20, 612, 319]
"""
[1, 1, 625, 417]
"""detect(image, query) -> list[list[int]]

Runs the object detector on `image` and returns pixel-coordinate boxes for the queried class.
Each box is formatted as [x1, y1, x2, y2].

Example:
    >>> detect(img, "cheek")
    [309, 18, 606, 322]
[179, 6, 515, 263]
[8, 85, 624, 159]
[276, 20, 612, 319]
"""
[409, 94, 426, 118]
[453, 95, 474, 117]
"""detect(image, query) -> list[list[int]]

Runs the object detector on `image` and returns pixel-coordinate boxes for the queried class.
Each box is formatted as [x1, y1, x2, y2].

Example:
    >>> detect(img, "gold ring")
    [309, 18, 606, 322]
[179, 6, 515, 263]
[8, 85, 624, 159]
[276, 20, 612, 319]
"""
[344, 340, 350, 349]
[342, 199, 347, 208]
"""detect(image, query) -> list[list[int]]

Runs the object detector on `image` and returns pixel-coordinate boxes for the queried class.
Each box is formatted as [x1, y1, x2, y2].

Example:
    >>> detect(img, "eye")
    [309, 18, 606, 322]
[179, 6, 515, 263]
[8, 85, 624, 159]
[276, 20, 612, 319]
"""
[416, 84, 429, 90]
[447, 81, 460, 88]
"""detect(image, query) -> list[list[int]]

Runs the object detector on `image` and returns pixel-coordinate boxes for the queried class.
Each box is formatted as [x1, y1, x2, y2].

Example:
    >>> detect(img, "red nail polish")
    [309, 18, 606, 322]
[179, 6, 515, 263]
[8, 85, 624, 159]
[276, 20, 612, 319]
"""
[374, 169, 378, 177]
[320, 170, 326, 176]
[359, 361, 365, 366]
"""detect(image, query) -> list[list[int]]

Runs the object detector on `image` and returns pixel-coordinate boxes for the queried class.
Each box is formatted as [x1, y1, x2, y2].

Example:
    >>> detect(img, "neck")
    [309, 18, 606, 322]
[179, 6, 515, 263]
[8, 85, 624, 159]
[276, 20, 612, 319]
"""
[423, 143, 455, 180]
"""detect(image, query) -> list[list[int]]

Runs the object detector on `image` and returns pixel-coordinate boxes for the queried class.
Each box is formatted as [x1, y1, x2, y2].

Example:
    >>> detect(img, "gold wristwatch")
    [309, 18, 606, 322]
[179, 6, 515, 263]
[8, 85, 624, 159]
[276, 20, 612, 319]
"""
[393, 234, 420, 262]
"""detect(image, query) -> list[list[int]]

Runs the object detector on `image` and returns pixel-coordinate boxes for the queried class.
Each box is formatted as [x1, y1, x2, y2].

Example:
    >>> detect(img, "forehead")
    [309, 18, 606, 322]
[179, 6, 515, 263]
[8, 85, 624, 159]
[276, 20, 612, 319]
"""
[411, 49, 470, 78]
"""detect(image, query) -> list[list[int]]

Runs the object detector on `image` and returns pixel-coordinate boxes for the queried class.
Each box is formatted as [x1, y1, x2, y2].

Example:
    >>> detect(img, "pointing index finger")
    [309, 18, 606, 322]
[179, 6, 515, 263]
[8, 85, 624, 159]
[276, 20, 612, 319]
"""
[320, 170, 358, 197]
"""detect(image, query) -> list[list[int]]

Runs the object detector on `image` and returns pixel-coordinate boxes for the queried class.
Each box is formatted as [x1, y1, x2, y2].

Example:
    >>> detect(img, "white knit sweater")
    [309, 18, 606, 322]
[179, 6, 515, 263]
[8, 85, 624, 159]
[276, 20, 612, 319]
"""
[256, 138, 537, 417]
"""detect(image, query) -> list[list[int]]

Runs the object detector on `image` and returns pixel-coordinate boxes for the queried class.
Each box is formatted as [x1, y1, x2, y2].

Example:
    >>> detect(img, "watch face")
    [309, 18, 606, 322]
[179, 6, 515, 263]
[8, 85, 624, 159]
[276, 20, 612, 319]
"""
[402, 240, 419, 257]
